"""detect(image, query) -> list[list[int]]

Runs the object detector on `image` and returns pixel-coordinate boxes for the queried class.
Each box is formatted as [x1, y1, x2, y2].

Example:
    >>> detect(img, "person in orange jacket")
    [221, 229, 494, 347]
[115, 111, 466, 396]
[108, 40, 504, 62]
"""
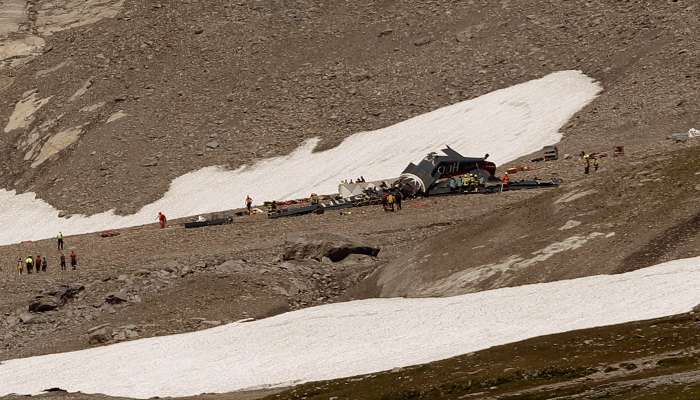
[500, 172, 510, 192]
[502, 172, 510, 185]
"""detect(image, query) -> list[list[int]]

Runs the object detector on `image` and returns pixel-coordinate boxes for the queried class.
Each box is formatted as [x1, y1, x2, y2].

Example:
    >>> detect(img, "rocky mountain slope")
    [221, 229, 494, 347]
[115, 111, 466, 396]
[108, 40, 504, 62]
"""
[0, 0, 698, 215]
[362, 144, 700, 297]
[0, 1, 699, 399]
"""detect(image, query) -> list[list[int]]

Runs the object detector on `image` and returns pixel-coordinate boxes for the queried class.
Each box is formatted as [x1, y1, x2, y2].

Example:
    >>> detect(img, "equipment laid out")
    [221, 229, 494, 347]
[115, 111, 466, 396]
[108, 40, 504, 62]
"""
[184, 214, 234, 229]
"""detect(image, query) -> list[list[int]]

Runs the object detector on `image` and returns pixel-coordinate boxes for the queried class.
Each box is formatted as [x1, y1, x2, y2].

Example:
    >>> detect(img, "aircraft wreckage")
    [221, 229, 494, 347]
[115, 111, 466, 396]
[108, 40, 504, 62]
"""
[184, 146, 560, 226]
[264, 146, 560, 220]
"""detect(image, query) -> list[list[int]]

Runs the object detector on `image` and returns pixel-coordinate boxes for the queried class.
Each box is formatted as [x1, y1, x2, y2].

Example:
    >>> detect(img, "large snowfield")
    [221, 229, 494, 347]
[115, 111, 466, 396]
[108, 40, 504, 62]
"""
[0, 71, 600, 246]
[1, 257, 699, 398]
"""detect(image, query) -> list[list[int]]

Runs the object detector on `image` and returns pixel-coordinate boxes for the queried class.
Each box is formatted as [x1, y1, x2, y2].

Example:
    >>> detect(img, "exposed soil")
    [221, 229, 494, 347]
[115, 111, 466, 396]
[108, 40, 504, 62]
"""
[0, 185, 535, 360]
[0, 0, 697, 215]
[362, 144, 700, 297]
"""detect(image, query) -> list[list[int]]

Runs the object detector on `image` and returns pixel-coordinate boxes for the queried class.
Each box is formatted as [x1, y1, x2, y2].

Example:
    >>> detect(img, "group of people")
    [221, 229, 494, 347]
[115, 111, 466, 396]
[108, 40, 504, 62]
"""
[448, 172, 483, 193]
[341, 176, 367, 184]
[14, 232, 78, 275]
[581, 152, 600, 174]
[382, 189, 403, 212]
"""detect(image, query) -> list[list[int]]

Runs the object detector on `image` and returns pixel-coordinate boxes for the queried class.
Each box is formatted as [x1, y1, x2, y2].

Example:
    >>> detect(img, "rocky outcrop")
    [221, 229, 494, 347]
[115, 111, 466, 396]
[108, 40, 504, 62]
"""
[28, 283, 84, 313]
[282, 233, 380, 262]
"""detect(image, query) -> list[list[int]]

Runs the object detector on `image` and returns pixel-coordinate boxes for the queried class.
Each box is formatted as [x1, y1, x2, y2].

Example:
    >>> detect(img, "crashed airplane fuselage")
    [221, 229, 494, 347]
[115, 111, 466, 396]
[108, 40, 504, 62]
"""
[398, 146, 498, 196]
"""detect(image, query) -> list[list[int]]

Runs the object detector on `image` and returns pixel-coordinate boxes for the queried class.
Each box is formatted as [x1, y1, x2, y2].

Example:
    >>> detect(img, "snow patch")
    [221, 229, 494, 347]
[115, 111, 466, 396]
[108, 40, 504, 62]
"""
[1, 257, 699, 398]
[0, 71, 601, 245]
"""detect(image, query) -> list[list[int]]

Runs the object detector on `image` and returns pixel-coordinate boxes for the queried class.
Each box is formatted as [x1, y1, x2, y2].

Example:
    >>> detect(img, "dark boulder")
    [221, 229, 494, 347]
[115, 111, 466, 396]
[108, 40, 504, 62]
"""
[282, 233, 380, 262]
[29, 283, 84, 313]
[29, 296, 60, 312]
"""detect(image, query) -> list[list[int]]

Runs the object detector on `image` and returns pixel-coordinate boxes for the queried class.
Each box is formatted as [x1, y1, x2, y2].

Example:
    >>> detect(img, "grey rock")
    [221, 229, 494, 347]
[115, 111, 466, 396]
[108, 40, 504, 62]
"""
[87, 323, 112, 334]
[19, 312, 38, 324]
[29, 296, 60, 313]
[125, 330, 140, 339]
[29, 283, 84, 313]
[413, 36, 433, 46]
[206, 140, 220, 149]
[282, 233, 380, 262]
[6, 315, 20, 327]
[104, 291, 129, 305]
[214, 259, 247, 274]
[88, 326, 113, 344]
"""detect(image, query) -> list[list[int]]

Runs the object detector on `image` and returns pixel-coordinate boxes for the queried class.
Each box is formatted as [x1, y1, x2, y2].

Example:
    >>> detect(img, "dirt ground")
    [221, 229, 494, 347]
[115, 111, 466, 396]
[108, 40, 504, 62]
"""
[0, 183, 536, 360]
[1, 141, 698, 399]
[365, 143, 700, 297]
[0, 0, 697, 214]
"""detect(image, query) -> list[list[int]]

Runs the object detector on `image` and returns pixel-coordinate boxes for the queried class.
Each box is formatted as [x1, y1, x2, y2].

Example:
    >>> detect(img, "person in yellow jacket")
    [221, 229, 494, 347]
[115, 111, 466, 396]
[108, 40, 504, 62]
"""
[25, 256, 34, 274]
[385, 193, 395, 212]
[582, 152, 591, 174]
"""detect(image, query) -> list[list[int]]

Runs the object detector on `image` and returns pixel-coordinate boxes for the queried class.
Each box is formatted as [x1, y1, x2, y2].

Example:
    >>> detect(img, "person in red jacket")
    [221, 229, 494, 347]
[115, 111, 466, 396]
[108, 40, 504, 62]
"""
[157, 212, 167, 229]
[69, 250, 78, 270]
